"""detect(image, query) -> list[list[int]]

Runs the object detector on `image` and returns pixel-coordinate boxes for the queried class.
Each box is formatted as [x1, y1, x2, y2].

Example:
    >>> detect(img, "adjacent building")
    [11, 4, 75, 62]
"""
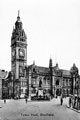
[0, 70, 8, 99]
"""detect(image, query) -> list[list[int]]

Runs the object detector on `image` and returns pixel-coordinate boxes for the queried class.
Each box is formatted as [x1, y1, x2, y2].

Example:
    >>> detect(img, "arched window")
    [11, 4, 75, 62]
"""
[63, 89, 65, 94]
[67, 89, 68, 94]
[33, 68, 35, 72]
[70, 89, 72, 94]
[39, 79, 42, 87]
[43, 77, 46, 85]
[66, 79, 68, 86]
[56, 80, 59, 86]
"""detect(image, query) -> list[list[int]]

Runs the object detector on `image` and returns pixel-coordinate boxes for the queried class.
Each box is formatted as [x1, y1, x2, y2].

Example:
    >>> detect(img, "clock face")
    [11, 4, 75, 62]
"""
[19, 48, 25, 57]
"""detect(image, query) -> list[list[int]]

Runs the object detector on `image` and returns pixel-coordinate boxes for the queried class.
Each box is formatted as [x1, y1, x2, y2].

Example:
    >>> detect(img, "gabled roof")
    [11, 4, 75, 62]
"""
[28, 64, 49, 74]
[0, 69, 8, 79]
[36, 66, 49, 73]
[28, 64, 71, 77]
[60, 69, 71, 76]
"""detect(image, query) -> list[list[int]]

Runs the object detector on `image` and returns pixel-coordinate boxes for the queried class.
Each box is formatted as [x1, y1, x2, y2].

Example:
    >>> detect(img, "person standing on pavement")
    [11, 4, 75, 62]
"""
[60, 96, 63, 105]
[4, 99, 6, 104]
[25, 95, 28, 103]
[69, 97, 71, 107]
[25, 98, 27, 103]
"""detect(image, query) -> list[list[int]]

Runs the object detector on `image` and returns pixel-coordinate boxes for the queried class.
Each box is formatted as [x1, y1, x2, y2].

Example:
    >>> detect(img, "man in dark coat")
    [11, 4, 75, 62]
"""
[60, 97, 63, 105]
[69, 97, 71, 107]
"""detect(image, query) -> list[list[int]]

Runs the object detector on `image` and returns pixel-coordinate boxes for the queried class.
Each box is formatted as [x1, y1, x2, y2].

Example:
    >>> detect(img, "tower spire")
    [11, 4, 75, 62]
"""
[49, 58, 53, 68]
[17, 10, 20, 21]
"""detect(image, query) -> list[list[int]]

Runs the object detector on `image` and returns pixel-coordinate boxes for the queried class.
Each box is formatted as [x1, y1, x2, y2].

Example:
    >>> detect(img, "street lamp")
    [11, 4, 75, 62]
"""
[24, 66, 29, 97]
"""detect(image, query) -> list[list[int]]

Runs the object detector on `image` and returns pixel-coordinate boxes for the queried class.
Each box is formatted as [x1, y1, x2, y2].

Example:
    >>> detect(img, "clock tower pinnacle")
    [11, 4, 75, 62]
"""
[11, 11, 27, 98]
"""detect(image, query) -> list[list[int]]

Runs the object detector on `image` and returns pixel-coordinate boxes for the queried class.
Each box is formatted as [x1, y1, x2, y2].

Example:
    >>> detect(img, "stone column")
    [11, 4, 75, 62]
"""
[73, 75, 75, 95]
[28, 70, 32, 100]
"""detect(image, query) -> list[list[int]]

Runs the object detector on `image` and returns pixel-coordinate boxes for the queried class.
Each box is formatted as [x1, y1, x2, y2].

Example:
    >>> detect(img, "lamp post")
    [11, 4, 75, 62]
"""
[24, 66, 29, 97]
[49, 64, 53, 99]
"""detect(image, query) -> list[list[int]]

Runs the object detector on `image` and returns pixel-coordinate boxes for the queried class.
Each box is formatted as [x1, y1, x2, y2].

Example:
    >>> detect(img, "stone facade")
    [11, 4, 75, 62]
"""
[26, 61, 72, 99]
[26, 62, 51, 99]
[11, 12, 27, 98]
[0, 70, 8, 99]
[70, 64, 80, 96]
[8, 12, 80, 100]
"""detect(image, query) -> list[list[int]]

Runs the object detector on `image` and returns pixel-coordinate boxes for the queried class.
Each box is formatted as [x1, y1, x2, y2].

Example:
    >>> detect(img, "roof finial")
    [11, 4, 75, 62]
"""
[18, 10, 20, 17]
[50, 53, 52, 59]
[49, 57, 52, 68]
[33, 60, 35, 65]
[17, 10, 20, 21]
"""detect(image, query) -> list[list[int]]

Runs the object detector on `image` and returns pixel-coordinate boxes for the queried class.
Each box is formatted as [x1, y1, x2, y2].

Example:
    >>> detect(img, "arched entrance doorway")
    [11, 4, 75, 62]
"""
[56, 89, 61, 96]
[55, 80, 61, 96]
[39, 79, 42, 87]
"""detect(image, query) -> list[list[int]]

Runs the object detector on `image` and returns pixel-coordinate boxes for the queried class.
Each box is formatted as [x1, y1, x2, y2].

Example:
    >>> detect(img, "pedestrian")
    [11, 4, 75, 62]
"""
[69, 97, 71, 107]
[25, 98, 27, 103]
[25, 99, 27, 103]
[4, 99, 6, 104]
[60, 97, 63, 105]
[25, 95, 28, 103]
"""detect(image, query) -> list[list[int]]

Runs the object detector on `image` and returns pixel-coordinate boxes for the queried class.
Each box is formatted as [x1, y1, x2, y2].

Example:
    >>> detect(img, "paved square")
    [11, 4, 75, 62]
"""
[0, 97, 80, 120]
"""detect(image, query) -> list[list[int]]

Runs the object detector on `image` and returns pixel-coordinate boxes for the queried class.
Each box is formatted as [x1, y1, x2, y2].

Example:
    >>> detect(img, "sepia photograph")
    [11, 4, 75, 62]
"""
[0, 0, 80, 120]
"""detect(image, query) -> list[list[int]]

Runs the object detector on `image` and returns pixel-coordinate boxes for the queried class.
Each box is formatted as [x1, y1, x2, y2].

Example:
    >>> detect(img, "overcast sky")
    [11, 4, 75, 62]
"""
[0, 0, 80, 72]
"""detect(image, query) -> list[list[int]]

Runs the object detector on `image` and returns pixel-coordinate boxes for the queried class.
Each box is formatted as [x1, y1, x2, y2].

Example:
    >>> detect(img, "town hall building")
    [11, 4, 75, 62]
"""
[6, 12, 80, 100]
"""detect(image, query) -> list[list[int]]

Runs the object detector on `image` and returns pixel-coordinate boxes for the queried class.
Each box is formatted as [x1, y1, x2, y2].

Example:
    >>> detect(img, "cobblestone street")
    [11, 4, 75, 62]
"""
[0, 97, 80, 120]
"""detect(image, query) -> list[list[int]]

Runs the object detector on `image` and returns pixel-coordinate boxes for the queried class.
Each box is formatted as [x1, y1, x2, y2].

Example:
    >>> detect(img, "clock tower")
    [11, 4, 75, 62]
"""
[11, 11, 27, 98]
